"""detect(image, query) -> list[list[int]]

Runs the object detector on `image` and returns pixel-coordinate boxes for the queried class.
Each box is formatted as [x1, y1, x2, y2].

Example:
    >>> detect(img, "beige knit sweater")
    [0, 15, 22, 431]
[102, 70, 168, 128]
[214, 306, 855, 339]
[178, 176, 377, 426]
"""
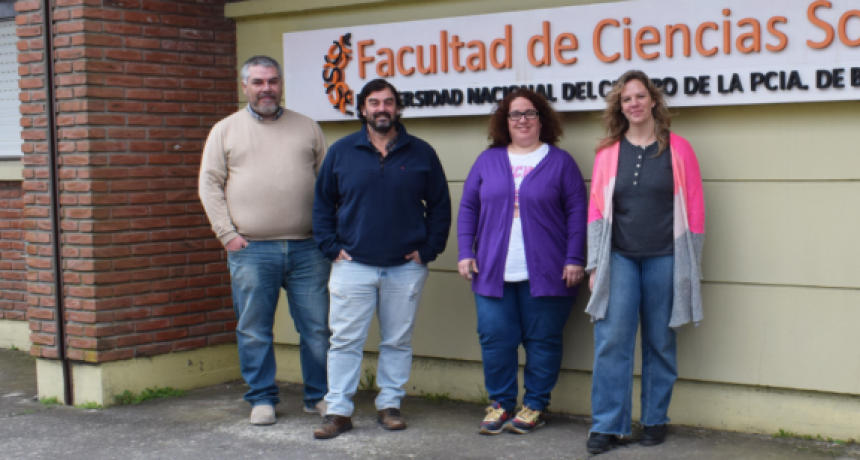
[199, 107, 327, 245]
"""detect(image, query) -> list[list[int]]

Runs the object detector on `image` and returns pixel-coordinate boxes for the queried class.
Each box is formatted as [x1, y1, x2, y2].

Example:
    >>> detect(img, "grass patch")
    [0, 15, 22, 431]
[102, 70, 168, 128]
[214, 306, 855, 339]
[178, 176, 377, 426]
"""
[419, 391, 453, 404]
[773, 429, 853, 445]
[75, 401, 103, 410]
[115, 387, 186, 405]
[358, 366, 377, 391]
[40, 397, 60, 406]
[8, 345, 19, 351]
[11, 409, 37, 416]
[472, 385, 490, 407]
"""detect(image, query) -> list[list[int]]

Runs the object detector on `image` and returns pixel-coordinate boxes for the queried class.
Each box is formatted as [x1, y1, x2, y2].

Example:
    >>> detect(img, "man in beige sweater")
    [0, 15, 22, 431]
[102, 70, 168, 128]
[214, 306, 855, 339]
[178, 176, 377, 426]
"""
[199, 55, 330, 426]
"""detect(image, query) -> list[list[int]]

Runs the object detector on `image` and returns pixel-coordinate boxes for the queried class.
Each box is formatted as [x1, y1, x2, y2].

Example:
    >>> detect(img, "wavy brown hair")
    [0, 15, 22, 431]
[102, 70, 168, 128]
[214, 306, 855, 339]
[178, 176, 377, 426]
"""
[488, 88, 563, 148]
[597, 70, 671, 154]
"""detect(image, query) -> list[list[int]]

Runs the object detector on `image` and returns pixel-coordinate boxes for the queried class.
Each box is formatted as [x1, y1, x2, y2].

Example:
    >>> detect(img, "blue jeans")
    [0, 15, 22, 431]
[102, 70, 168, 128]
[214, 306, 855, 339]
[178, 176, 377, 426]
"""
[227, 239, 331, 408]
[475, 281, 574, 412]
[591, 253, 676, 435]
[324, 260, 429, 417]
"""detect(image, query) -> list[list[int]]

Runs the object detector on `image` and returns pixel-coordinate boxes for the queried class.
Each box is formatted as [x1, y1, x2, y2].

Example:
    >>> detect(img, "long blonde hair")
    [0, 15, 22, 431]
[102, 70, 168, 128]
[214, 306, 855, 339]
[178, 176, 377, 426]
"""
[597, 70, 671, 154]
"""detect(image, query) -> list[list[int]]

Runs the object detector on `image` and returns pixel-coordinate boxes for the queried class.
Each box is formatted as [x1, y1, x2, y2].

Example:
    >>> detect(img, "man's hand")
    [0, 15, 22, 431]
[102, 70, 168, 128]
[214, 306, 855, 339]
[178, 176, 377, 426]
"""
[336, 249, 353, 262]
[563, 265, 585, 288]
[405, 251, 422, 264]
[225, 235, 248, 252]
[457, 258, 479, 280]
[589, 270, 596, 291]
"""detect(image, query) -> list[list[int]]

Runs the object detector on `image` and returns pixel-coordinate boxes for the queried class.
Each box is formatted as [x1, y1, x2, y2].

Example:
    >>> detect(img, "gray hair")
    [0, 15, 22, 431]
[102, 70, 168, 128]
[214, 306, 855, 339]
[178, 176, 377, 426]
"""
[241, 55, 283, 83]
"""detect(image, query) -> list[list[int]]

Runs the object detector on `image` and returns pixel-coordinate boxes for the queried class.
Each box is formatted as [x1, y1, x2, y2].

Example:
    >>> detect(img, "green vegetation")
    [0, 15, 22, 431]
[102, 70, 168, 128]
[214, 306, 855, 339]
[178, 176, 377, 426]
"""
[419, 391, 453, 404]
[115, 387, 186, 405]
[11, 409, 37, 416]
[39, 397, 60, 406]
[358, 366, 377, 391]
[8, 345, 19, 351]
[773, 429, 853, 445]
[75, 401, 103, 410]
[472, 385, 490, 407]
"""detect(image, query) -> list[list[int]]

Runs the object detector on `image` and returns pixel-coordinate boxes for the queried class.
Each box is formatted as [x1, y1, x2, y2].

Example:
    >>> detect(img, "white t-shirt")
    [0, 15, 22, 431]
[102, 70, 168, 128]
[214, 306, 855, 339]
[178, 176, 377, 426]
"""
[504, 144, 549, 282]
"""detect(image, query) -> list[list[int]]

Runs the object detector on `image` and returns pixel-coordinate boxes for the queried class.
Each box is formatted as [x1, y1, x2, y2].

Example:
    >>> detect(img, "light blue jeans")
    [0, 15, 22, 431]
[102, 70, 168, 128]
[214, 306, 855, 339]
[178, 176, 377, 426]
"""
[228, 239, 331, 408]
[591, 253, 676, 436]
[324, 260, 429, 417]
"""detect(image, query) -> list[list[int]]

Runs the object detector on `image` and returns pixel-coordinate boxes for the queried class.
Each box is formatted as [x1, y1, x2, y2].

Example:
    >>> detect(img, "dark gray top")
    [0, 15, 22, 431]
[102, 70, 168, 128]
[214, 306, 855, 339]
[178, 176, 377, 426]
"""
[611, 137, 674, 256]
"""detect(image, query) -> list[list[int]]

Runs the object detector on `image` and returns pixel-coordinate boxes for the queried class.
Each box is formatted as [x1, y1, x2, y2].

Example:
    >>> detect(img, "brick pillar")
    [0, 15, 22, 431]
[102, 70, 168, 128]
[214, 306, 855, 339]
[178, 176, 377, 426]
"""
[18, 0, 238, 363]
[0, 181, 27, 321]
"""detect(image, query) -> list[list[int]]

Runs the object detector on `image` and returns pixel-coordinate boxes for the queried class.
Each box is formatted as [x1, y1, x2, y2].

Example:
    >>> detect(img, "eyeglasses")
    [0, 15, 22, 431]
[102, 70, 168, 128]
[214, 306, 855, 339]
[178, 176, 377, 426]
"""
[508, 110, 539, 121]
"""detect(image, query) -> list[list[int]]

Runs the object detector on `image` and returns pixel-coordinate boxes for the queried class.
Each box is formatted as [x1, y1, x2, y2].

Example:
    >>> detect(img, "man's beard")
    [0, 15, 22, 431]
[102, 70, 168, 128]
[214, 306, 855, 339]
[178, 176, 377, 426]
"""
[368, 111, 399, 133]
[251, 93, 280, 115]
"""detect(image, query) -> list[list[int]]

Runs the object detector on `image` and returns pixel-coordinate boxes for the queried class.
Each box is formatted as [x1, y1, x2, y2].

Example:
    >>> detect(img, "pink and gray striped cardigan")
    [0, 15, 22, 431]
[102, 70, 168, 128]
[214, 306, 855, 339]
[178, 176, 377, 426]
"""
[585, 133, 705, 328]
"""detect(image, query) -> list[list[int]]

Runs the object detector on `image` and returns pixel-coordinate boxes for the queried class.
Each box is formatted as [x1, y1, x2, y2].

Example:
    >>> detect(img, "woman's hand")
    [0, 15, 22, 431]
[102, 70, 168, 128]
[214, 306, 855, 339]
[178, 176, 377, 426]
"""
[589, 270, 596, 291]
[563, 264, 585, 288]
[458, 258, 479, 280]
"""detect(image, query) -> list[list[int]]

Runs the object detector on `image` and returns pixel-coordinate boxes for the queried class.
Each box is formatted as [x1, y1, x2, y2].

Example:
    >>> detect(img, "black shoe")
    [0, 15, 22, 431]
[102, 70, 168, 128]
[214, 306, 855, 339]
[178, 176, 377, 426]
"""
[640, 424, 668, 446]
[587, 432, 620, 454]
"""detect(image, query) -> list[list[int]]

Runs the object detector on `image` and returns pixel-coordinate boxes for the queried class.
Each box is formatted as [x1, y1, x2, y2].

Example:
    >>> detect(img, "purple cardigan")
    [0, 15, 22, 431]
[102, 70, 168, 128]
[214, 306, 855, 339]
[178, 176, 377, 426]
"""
[458, 145, 588, 298]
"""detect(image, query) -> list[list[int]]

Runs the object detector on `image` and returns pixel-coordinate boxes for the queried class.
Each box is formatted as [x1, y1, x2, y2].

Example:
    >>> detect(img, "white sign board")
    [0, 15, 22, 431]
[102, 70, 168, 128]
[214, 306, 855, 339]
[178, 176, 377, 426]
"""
[283, 0, 860, 120]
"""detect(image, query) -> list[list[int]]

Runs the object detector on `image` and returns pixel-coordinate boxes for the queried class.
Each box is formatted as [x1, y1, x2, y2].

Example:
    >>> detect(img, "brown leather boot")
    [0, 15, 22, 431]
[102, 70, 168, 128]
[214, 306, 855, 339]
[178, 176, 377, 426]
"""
[313, 414, 353, 439]
[377, 408, 407, 430]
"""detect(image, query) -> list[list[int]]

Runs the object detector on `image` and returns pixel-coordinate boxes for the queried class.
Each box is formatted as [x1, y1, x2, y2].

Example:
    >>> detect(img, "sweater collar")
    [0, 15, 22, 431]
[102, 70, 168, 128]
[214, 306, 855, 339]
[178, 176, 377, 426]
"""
[246, 104, 284, 122]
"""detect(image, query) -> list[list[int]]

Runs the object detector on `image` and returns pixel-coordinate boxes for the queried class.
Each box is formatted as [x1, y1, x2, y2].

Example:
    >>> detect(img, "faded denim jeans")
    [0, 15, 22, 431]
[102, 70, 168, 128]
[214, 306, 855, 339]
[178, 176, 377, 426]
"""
[591, 253, 676, 436]
[228, 239, 331, 408]
[324, 260, 429, 417]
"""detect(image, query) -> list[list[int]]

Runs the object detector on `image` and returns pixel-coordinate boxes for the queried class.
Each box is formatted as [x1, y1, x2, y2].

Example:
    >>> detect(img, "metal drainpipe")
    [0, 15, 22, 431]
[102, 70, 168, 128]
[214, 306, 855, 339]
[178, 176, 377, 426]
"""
[42, 0, 72, 406]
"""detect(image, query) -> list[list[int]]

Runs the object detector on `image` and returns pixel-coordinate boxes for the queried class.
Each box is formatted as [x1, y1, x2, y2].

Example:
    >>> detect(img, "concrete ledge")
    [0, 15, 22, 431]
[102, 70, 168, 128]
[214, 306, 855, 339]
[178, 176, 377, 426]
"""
[0, 159, 23, 180]
[275, 344, 860, 439]
[37, 344, 241, 407]
[0, 320, 30, 350]
[35, 342, 858, 437]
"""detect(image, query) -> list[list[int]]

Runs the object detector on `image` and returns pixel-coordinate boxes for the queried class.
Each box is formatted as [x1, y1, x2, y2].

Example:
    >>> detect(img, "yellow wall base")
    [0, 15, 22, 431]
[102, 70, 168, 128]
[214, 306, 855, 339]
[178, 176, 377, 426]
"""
[36, 359, 66, 404]
[36, 344, 241, 407]
[0, 160, 23, 180]
[275, 345, 860, 440]
[0, 319, 30, 350]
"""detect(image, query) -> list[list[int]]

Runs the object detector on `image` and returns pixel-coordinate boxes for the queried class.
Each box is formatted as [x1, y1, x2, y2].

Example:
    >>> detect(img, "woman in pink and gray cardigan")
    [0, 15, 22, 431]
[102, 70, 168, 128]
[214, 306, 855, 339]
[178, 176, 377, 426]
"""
[585, 70, 705, 454]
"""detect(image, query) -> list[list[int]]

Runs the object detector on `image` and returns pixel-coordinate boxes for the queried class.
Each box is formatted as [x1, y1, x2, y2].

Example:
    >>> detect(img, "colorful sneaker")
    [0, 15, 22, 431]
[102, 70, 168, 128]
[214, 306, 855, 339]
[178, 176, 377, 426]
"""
[479, 402, 513, 435]
[506, 405, 545, 434]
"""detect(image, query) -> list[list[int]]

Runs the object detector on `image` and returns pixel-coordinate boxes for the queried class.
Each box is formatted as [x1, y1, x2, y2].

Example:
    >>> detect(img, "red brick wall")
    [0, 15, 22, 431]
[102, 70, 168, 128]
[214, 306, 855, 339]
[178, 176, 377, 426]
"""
[0, 181, 27, 321]
[17, 0, 238, 362]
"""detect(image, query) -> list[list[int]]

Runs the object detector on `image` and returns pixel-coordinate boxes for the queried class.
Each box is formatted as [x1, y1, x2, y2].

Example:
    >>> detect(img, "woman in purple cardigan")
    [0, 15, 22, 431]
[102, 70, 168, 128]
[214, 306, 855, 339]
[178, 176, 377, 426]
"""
[457, 88, 588, 435]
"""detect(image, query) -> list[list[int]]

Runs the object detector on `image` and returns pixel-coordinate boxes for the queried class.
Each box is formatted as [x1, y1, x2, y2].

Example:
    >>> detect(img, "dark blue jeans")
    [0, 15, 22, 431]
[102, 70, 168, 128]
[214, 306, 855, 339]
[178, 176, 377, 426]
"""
[475, 281, 575, 412]
[227, 239, 331, 408]
[591, 253, 676, 435]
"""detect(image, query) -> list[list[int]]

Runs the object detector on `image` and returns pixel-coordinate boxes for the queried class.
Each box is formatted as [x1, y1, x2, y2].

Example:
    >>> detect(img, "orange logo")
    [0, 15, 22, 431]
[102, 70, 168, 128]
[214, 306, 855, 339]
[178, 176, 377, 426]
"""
[323, 33, 354, 115]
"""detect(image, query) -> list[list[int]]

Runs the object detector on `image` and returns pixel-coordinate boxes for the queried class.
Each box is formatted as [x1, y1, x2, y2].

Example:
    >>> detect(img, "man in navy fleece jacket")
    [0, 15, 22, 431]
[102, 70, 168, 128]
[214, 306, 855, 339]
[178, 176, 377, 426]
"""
[312, 79, 451, 439]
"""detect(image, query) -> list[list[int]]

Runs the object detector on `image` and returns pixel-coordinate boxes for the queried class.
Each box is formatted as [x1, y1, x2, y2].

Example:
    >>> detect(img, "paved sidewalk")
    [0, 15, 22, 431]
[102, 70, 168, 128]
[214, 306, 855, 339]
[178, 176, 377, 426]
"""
[1, 348, 858, 460]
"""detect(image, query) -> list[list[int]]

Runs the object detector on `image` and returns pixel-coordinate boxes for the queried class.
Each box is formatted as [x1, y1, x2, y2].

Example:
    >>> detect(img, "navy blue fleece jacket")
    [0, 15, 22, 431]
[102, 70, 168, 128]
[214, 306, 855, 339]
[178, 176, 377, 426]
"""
[313, 124, 452, 267]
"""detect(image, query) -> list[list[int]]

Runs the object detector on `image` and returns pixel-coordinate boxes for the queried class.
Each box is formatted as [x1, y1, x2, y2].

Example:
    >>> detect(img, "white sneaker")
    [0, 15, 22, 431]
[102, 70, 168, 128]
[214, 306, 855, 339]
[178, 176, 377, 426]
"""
[304, 400, 327, 417]
[250, 404, 276, 425]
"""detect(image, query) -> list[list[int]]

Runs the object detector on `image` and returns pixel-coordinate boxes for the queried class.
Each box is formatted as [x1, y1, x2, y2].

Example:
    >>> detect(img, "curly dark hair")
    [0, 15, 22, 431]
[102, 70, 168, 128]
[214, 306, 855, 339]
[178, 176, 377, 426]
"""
[488, 88, 563, 148]
[356, 78, 403, 124]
